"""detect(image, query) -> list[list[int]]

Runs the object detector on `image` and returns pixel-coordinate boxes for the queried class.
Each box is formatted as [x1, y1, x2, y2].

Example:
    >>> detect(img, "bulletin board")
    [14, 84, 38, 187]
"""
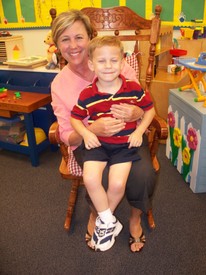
[0, 0, 101, 29]
[0, 0, 206, 29]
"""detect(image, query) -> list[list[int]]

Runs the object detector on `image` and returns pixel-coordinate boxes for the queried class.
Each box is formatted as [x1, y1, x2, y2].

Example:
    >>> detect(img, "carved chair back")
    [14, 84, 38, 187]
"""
[81, 6, 161, 91]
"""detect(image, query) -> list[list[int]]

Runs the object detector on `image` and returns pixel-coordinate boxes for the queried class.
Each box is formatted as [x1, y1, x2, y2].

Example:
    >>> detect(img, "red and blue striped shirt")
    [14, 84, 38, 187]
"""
[71, 74, 153, 144]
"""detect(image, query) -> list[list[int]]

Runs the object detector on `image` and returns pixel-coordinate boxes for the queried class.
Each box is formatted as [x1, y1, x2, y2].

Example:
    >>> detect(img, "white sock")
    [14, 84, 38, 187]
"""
[98, 208, 116, 224]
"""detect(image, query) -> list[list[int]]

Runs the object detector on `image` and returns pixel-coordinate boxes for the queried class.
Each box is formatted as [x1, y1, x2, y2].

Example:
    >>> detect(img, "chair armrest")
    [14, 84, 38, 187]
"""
[48, 121, 70, 166]
[150, 115, 168, 140]
[48, 121, 61, 144]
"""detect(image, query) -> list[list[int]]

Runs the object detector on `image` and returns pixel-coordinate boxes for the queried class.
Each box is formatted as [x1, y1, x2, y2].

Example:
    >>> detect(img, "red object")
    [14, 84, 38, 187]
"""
[0, 93, 7, 98]
[170, 49, 187, 57]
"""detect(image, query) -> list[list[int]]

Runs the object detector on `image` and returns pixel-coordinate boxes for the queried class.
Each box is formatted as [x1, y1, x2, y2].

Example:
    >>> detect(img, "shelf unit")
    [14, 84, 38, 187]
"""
[140, 26, 190, 121]
[0, 36, 25, 64]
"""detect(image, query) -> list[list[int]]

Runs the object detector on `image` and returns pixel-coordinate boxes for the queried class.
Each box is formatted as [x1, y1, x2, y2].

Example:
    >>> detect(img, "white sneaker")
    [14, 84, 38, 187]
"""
[91, 216, 123, 251]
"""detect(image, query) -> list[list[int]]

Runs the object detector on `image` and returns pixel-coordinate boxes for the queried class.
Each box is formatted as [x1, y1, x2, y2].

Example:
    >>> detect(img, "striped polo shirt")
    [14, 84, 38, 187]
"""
[71, 74, 153, 144]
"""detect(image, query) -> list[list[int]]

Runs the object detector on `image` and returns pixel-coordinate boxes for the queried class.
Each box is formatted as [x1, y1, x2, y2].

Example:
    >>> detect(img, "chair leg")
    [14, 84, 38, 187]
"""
[147, 209, 156, 229]
[64, 179, 80, 231]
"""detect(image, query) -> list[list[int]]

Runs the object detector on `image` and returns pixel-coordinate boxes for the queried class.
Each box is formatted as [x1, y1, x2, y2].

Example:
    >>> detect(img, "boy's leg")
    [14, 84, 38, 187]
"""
[83, 160, 107, 212]
[107, 162, 132, 212]
[83, 160, 123, 251]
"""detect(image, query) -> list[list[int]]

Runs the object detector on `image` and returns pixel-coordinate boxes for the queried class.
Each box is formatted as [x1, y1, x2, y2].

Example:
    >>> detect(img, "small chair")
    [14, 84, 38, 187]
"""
[49, 5, 168, 231]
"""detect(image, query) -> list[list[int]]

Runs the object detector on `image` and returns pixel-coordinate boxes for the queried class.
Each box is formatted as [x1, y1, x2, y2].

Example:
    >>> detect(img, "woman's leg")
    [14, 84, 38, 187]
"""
[129, 208, 145, 252]
[125, 144, 156, 213]
[125, 138, 157, 251]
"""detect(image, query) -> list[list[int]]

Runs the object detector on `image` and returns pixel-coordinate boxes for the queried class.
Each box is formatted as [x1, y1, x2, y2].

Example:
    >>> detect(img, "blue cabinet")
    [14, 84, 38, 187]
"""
[0, 68, 58, 166]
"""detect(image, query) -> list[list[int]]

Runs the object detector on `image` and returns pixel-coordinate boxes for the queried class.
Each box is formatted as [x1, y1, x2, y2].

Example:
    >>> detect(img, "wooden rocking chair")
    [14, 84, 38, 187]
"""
[49, 5, 168, 231]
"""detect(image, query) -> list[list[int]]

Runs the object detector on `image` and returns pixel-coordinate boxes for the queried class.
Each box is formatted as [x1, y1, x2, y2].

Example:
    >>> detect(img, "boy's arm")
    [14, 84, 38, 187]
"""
[70, 117, 101, 149]
[128, 107, 155, 148]
[136, 107, 155, 135]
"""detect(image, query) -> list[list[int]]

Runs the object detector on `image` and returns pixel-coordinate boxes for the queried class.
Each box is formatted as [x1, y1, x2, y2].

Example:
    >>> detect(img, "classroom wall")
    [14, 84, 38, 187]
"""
[1, 0, 206, 29]
[1, 0, 205, 57]
[9, 25, 181, 58]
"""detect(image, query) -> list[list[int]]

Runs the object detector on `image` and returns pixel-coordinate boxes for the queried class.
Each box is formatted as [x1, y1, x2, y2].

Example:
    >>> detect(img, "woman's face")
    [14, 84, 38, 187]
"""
[57, 20, 90, 66]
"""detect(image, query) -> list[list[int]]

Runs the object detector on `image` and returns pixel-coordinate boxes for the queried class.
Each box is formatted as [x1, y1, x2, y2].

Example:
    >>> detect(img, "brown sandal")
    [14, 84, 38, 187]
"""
[85, 231, 92, 244]
[85, 231, 95, 250]
[129, 231, 146, 252]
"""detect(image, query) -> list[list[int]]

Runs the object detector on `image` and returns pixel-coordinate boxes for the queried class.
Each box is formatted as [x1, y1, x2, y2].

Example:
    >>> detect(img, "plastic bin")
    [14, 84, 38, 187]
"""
[0, 115, 25, 144]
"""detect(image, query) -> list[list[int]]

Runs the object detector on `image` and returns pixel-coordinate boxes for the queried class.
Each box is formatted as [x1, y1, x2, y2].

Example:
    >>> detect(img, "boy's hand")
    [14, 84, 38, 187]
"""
[128, 131, 143, 148]
[83, 131, 101, 150]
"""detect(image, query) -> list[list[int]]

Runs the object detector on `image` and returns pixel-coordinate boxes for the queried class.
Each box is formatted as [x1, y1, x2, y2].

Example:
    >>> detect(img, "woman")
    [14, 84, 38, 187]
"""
[51, 9, 156, 252]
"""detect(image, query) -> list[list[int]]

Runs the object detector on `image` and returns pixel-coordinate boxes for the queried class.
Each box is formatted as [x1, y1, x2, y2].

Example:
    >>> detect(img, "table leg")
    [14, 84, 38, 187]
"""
[24, 113, 39, 167]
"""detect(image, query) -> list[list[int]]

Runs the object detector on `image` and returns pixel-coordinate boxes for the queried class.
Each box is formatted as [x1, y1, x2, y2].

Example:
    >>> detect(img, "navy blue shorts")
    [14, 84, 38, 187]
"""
[79, 142, 141, 166]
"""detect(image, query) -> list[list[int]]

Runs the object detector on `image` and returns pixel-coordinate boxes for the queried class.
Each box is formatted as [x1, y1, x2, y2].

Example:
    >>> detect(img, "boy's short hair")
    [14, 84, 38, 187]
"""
[88, 36, 124, 59]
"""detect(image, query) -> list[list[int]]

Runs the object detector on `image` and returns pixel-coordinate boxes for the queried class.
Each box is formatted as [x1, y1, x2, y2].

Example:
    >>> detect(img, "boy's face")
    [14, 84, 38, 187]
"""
[88, 45, 123, 83]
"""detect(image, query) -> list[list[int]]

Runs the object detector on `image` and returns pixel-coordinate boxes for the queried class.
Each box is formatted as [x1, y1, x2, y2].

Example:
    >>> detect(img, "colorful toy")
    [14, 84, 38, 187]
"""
[196, 52, 206, 65]
[14, 91, 21, 99]
[180, 28, 194, 40]
[178, 55, 206, 107]
[20, 127, 47, 146]
[0, 93, 7, 98]
[44, 30, 58, 70]
[0, 87, 7, 98]
[0, 87, 7, 92]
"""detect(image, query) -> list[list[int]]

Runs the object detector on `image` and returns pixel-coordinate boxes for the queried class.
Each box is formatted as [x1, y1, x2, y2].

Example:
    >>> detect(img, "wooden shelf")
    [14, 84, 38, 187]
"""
[155, 47, 171, 56]
[154, 68, 188, 83]
[149, 69, 190, 120]
[139, 25, 192, 121]
[0, 36, 25, 63]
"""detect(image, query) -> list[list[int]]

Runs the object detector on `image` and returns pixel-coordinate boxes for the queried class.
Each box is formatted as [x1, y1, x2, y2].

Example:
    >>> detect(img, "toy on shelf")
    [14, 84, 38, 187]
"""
[170, 39, 187, 62]
[180, 28, 194, 40]
[44, 30, 58, 70]
[178, 53, 206, 107]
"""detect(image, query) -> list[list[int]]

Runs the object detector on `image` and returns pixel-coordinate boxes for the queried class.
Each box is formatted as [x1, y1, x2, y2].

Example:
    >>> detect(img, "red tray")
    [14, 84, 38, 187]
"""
[170, 49, 187, 57]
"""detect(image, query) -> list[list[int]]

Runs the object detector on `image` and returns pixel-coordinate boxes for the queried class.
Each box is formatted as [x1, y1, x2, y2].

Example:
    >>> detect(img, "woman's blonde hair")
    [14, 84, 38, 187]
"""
[88, 36, 124, 60]
[52, 9, 94, 46]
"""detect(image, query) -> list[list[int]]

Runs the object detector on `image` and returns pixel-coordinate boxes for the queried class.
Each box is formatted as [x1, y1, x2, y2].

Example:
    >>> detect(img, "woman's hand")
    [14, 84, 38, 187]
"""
[88, 117, 125, 137]
[110, 103, 144, 122]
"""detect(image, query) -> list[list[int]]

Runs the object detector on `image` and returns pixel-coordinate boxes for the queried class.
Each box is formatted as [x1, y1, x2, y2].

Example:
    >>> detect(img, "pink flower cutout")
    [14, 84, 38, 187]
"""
[187, 128, 198, 150]
[168, 112, 175, 128]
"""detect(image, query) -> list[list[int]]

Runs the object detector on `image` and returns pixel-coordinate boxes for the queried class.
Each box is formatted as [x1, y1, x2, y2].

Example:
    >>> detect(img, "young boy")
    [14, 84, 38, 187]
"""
[70, 36, 155, 251]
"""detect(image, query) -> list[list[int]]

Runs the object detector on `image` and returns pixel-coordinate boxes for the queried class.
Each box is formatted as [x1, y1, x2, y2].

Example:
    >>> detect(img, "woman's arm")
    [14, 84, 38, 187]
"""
[88, 117, 126, 137]
[110, 103, 144, 122]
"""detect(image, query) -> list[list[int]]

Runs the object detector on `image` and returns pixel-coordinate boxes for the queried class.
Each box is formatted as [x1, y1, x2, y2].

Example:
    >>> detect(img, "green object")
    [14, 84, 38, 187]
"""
[0, 87, 7, 93]
[20, 0, 35, 22]
[2, 0, 18, 23]
[153, 0, 174, 21]
[182, 0, 205, 23]
[14, 92, 21, 99]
